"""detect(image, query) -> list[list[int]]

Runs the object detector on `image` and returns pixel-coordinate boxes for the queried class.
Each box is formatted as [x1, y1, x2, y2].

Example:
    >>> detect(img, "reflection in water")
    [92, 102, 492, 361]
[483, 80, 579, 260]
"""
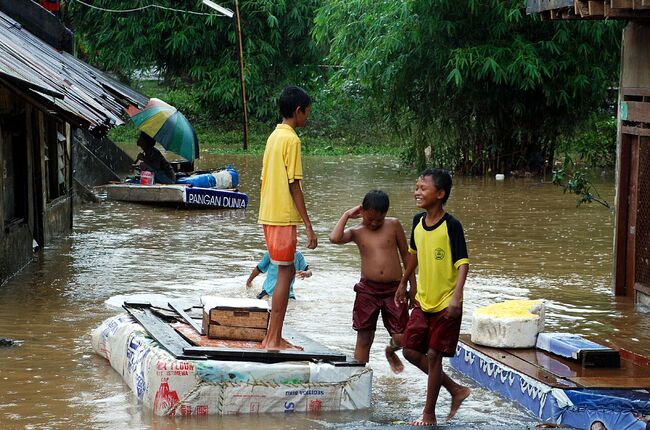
[0, 154, 647, 429]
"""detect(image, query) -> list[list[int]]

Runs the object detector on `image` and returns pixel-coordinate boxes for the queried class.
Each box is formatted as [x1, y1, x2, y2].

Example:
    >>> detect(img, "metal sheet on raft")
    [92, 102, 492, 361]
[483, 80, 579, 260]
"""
[123, 302, 356, 364]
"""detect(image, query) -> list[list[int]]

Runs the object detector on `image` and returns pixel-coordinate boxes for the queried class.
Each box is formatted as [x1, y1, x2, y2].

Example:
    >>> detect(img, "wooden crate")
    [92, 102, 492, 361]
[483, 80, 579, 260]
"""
[205, 324, 267, 342]
[202, 307, 269, 341]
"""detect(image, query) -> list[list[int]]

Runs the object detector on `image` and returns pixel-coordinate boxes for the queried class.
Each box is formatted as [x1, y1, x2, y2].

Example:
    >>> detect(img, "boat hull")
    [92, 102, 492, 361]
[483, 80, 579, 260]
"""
[105, 184, 248, 209]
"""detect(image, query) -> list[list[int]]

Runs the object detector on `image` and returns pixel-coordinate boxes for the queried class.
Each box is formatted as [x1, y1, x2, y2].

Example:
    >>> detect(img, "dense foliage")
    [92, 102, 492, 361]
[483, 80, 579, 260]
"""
[313, 0, 622, 173]
[64, 0, 321, 120]
[66, 0, 622, 176]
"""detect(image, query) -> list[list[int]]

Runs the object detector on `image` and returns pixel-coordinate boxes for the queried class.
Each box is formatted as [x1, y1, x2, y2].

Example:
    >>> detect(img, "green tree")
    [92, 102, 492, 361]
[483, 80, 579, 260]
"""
[313, 0, 622, 173]
[64, 0, 322, 121]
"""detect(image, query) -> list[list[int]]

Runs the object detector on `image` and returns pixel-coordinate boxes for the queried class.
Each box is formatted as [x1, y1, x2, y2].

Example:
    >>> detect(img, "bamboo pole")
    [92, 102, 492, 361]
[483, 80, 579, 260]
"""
[234, 0, 249, 150]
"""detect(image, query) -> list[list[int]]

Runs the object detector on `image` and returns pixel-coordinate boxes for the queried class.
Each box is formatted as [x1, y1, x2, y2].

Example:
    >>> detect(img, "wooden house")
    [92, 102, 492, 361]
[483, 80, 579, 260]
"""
[0, 3, 146, 284]
[526, 1, 650, 307]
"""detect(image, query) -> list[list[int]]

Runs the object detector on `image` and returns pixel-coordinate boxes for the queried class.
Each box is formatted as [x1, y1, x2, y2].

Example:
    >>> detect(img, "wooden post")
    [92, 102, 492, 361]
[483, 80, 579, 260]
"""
[234, 0, 249, 150]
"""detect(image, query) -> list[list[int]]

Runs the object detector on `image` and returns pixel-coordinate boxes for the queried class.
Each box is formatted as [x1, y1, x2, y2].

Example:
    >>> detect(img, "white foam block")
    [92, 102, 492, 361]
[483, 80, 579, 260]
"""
[470, 300, 545, 348]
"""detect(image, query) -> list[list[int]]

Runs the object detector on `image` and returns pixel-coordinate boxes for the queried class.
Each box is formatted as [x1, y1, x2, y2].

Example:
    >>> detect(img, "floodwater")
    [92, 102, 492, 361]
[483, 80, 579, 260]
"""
[0, 154, 648, 430]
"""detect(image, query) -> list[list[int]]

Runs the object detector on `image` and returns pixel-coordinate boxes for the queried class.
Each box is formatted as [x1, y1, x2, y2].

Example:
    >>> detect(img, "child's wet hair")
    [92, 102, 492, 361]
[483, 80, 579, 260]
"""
[279, 86, 311, 118]
[362, 190, 389, 213]
[420, 168, 452, 205]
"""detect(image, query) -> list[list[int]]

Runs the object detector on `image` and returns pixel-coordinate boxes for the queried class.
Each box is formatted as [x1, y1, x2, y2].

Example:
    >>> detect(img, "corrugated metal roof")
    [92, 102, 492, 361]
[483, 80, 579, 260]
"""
[0, 11, 148, 136]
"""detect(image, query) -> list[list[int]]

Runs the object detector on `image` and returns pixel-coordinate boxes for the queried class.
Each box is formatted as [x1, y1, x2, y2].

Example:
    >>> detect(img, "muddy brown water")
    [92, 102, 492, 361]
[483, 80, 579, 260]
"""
[0, 154, 647, 429]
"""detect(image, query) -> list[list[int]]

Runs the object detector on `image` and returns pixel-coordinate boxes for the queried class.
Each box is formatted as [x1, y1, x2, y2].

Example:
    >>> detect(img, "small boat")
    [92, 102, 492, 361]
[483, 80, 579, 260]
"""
[450, 334, 650, 430]
[91, 300, 371, 417]
[105, 166, 248, 209]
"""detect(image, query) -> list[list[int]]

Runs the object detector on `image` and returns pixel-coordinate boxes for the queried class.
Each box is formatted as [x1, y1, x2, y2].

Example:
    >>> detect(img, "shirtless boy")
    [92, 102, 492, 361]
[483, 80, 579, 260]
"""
[329, 190, 415, 372]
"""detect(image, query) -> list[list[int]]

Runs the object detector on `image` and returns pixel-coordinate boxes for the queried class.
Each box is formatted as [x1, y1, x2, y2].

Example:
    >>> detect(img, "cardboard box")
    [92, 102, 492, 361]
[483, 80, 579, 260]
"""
[201, 297, 270, 341]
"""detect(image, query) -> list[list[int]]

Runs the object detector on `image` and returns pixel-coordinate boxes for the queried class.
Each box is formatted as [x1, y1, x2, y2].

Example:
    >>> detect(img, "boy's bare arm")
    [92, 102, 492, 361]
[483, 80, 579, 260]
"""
[246, 267, 261, 288]
[394, 220, 417, 296]
[447, 263, 469, 319]
[289, 180, 317, 249]
[395, 252, 418, 305]
[329, 205, 362, 244]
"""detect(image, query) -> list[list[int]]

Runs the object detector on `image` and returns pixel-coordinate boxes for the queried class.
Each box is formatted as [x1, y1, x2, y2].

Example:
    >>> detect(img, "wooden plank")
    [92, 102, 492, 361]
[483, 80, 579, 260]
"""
[184, 327, 349, 364]
[622, 125, 650, 136]
[124, 304, 199, 359]
[588, 0, 605, 14]
[183, 346, 347, 363]
[572, 377, 650, 387]
[206, 325, 267, 341]
[621, 101, 650, 123]
[459, 336, 579, 388]
[626, 136, 640, 297]
[614, 135, 633, 295]
[611, 0, 634, 8]
[462, 335, 650, 388]
[622, 87, 650, 98]
[169, 301, 204, 335]
[635, 282, 650, 296]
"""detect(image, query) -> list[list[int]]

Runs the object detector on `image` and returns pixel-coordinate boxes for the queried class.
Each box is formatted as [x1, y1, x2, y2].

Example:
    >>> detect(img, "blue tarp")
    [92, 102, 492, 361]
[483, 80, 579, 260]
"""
[450, 341, 650, 430]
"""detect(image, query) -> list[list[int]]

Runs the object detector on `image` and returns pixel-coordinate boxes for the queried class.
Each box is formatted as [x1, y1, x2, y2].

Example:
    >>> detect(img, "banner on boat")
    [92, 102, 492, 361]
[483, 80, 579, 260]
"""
[91, 315, 372, 416]
[184, 188, 248, 209]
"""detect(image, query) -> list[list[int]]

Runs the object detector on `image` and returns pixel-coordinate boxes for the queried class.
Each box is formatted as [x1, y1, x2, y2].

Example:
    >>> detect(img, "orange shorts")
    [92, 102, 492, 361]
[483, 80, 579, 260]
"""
[263, 225, 297, 265]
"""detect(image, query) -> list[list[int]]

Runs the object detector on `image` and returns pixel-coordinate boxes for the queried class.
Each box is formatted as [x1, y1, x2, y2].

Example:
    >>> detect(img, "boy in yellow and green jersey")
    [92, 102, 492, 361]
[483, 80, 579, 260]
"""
[395, 168, 470, 426]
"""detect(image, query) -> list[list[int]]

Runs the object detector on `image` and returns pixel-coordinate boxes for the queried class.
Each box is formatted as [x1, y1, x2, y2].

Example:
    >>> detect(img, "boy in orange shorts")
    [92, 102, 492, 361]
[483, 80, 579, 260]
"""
[258, 86, 317, 349]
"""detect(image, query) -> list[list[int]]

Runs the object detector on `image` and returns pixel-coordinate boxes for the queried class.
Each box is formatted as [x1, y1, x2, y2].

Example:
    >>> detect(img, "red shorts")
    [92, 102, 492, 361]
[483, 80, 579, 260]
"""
[352, 278, 409, 335]
[263, 225, 297, 265]
[402, 305, 462, 357]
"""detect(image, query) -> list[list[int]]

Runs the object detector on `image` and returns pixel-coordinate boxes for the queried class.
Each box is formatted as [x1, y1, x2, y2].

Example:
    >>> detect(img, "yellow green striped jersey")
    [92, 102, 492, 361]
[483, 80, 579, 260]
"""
[409, 212, 469, 313]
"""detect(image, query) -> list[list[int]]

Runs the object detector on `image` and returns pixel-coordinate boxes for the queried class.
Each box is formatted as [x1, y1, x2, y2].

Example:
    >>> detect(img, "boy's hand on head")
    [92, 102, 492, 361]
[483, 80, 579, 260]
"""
[346, 205, 363, 219]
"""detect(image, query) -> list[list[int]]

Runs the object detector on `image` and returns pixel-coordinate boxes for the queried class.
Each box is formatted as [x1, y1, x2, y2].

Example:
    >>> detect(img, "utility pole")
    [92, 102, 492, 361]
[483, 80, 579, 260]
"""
[202, 0, 249, 150]
[234, 0, 249, 150]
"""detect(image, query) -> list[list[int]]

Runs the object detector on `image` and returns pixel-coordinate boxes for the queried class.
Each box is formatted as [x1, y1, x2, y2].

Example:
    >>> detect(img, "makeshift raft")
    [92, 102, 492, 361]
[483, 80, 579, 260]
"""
[105, 184, 248, 209]
[450, 334, 650, 430]
[91, 301, 371, 417]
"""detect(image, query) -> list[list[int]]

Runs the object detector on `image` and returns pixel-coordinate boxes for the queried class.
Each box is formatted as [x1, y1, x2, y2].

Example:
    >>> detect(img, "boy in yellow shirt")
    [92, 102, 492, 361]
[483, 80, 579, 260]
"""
[395, 168, 470, 426]
[258, 86, 317, 349]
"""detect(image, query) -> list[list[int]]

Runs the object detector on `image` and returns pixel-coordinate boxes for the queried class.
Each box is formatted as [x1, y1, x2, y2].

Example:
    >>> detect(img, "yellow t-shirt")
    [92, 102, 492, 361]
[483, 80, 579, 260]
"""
[408, 212, 470, 313]
[258, 124, 304, 226]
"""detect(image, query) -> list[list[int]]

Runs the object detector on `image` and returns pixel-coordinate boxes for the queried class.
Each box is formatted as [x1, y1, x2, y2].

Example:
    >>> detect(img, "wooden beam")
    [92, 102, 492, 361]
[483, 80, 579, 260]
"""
[611, 0, 634, 8]
[621, 101, 650, 123]
[622, 125, 650, 136]
[588, 0, 605, 14]
[622, 87, 650, 97]
[575, 0, 590, 15]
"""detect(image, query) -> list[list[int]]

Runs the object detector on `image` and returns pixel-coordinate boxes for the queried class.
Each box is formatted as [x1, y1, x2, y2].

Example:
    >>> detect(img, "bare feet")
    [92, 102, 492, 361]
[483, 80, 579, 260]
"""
[262, 337, 295, 350]
[445, 386, 470, 422]
[385, 345, 405, 374]
[409, 413, 436, 426]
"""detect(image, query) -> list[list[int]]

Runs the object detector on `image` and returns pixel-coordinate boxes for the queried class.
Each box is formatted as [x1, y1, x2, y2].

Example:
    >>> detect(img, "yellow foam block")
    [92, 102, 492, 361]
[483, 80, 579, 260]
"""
[470, 300, 545, 348]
